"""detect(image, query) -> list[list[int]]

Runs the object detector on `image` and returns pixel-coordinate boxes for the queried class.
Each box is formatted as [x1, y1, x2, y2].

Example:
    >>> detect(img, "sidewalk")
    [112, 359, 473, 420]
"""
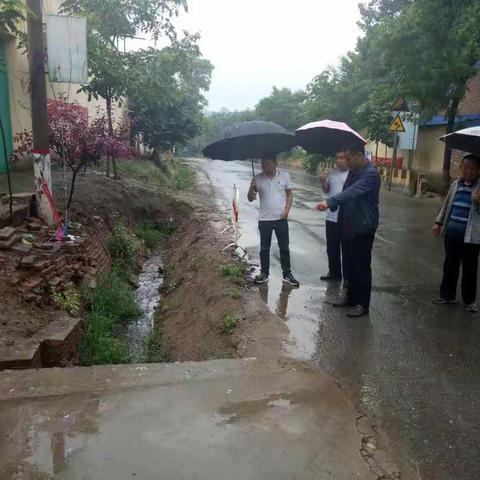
[0, 359, 382, 480]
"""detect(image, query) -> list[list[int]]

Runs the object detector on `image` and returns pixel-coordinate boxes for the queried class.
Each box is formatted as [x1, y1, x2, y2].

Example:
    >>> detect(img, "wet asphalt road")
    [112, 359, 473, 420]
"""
[190, 158, 480, 480]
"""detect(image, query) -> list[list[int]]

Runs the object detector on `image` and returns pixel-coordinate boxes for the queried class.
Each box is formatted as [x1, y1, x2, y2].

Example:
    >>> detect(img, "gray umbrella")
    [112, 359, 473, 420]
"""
[202, 120, 297, 175]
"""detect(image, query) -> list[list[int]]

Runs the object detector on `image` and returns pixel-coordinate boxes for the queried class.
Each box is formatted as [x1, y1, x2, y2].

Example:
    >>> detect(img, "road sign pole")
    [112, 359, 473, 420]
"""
[388, 133, 398, 191]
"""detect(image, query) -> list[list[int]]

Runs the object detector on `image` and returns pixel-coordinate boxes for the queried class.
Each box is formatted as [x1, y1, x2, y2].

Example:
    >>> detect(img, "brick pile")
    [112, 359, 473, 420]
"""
[0, 217, 112, 305]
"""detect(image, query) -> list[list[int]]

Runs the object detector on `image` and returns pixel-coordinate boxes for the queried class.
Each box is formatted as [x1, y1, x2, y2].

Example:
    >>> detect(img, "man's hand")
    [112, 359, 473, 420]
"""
[432, 224, 441, 237]
[250, 178, 257, 192]
[315, 201, 329, 212]
[281, 209, 289, 219]
[319, 169, 328, 182]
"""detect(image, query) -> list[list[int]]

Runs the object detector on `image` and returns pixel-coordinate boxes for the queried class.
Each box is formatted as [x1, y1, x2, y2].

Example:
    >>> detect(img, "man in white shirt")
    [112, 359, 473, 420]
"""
[248, 156, 300, 287]
[319, 152, 349, 282]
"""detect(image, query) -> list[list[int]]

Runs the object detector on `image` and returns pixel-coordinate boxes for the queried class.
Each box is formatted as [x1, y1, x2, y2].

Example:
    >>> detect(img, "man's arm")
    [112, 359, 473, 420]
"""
[282, 189, 293, 219]
[327, 169, 379, 211]
[248, 178, 257, 202]
[433, 182, 455, 236]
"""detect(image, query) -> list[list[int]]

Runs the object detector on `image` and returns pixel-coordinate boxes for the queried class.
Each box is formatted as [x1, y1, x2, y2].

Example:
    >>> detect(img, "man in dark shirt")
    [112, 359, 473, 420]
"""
[316, 145, 380, 317]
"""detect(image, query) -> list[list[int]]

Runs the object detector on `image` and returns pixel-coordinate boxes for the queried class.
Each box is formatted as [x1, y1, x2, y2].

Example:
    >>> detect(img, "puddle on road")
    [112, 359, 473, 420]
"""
[125, 252, 164, 363]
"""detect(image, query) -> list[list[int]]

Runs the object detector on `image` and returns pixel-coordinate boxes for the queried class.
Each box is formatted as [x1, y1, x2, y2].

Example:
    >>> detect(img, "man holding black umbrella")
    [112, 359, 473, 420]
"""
[316, 145, 380, 318]
[248, 156, 300, 287]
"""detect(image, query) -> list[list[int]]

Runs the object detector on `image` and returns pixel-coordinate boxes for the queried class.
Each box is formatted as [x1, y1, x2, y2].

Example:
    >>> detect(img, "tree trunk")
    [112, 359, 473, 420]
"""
[375, 141, 379, 163]
[442, 96, 461, 186]
[67, 169, 78, 210]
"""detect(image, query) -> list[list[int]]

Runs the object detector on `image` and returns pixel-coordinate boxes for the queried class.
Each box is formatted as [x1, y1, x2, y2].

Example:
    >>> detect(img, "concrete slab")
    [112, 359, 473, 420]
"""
[0, 359, 376, 480]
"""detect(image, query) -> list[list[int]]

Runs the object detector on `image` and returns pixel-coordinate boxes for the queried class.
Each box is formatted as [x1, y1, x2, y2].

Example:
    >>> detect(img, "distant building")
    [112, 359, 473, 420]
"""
[365, 74, 480, 183]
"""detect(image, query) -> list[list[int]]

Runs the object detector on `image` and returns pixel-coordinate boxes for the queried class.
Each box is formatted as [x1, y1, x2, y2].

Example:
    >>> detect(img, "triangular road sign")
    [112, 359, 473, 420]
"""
[391, 96, 410, 112]
[389, 115, 406, 133]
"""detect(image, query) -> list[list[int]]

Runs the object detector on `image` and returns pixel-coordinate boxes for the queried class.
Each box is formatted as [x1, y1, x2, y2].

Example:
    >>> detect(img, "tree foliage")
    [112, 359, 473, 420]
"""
[255, 87, 305, 131]
[46, 99, 132, 207]
[128, 34, 213, 155]
[0, 0, 26, 36]
[302, 0, 480, 178]
[60, 0, 188, 177]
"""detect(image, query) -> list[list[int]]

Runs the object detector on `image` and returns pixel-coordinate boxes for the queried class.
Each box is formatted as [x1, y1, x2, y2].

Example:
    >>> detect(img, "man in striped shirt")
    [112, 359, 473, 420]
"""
[433, 154, 480, 312]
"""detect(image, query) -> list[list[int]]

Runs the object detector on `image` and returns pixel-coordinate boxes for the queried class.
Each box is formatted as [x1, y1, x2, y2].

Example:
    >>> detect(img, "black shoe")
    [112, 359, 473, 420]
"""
[343, 280, 349, 289]
[347, 305, 369, 318]
[320, 273, 342, 281]
[283, 273, 300, 288]
[328, 298, 354, 308]
[254, 273, 269, 284]
[432, 298, 456, 305]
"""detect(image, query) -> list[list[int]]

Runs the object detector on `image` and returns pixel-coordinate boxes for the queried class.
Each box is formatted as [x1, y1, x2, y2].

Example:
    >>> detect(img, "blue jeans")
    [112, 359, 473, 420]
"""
[258, 219, 291, 277]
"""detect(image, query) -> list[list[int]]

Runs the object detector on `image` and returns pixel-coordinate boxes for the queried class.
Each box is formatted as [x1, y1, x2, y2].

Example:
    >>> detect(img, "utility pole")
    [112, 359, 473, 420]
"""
[27, 0, 53, 224]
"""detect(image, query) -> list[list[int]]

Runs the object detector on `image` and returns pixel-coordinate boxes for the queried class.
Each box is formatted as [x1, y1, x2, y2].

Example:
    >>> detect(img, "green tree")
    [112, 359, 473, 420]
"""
[378, 0, 480, 180]
[60, 0, 187, 178]
[255, 87, 305, 131]
[128, 34, 213, 158]
[0, 0, 25, 36]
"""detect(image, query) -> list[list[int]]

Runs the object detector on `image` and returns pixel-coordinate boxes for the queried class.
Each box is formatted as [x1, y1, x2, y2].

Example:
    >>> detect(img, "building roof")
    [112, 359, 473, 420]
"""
[422, 113, 480, 128]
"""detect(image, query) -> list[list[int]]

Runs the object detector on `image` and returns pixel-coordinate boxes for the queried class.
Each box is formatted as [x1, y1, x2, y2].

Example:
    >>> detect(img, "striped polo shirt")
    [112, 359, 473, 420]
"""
[446, 180, 473, 237]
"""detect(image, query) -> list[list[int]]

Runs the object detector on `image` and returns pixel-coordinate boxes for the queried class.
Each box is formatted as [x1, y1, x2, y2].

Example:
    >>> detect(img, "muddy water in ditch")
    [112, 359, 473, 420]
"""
[125, 252, 164, 362]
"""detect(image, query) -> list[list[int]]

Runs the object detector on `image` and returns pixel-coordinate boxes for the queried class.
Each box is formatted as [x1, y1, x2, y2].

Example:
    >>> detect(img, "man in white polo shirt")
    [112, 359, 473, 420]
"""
[319, 152, 349, 282]
[248, 156, 300, 287]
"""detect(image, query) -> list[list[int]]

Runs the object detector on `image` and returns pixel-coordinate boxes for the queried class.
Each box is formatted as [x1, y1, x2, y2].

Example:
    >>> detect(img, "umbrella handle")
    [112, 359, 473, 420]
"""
[251, 159, 255, 177]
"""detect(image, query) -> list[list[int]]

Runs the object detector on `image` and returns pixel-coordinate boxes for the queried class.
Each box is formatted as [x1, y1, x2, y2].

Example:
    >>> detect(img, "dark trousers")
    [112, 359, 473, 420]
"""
[326, 220, 347, 279]
[259, 219, 291, 277]
[440, 235, 480, 304]
[343, 235, 375, 308]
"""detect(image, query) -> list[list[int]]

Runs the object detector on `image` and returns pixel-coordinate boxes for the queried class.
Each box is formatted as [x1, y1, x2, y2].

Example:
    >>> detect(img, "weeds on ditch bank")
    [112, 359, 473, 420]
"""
[79, 268, 141, 365]
[228, 287, 241, 300]
[220, 263, 245, 285]
[221, 313, 238, 334]
[134, 219, 176, 250]
[107, 225, 140, 268]
[144, 329, 170, 362]
[117, 158, 193, 191]
[51, 286, 82, 317]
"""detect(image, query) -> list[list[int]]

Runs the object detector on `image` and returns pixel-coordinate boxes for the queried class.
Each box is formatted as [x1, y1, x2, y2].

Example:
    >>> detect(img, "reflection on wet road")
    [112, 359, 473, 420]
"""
[191, 157, 480, 480]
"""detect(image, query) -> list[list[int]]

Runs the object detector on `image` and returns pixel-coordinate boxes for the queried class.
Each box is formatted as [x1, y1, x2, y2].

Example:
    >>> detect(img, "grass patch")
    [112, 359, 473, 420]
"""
[107, 225, 140, 268]
[144, 329, 170, 362]
[117, 159, 170, 186]
[51, 286, 81, 316]
[173, 161, 193, 190]
[134, 219, 176, 250]
[117, 158, 193, 191]
[221, 313, 238, 334]
[220, 263, 245, 285]
[79, 268, 141, 366]
[227, 287, 242, 300]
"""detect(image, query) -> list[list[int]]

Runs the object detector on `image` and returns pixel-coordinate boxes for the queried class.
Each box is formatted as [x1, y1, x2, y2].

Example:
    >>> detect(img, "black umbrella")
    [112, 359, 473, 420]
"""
[202, 120, 297, 176]
[440, 126, 480, 155]
[296, 120, 366, 156]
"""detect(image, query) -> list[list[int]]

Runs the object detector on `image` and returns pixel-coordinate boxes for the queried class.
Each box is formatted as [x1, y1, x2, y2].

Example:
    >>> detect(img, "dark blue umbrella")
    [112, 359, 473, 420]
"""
[202, 120, 297, 175]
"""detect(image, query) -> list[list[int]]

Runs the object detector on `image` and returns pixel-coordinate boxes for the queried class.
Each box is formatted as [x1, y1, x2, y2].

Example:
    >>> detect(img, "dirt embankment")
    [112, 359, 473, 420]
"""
[1, 162, 288, 363]
[156, 209, 289, 362]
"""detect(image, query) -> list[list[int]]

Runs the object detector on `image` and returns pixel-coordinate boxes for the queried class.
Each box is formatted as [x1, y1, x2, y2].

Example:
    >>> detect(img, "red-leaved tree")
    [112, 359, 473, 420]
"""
[15, 98, 133, 210]
[47, 100, 133, 208]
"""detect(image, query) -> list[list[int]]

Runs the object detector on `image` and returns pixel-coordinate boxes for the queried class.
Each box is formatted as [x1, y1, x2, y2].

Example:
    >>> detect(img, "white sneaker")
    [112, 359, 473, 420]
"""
[464, 303, 478, 313]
